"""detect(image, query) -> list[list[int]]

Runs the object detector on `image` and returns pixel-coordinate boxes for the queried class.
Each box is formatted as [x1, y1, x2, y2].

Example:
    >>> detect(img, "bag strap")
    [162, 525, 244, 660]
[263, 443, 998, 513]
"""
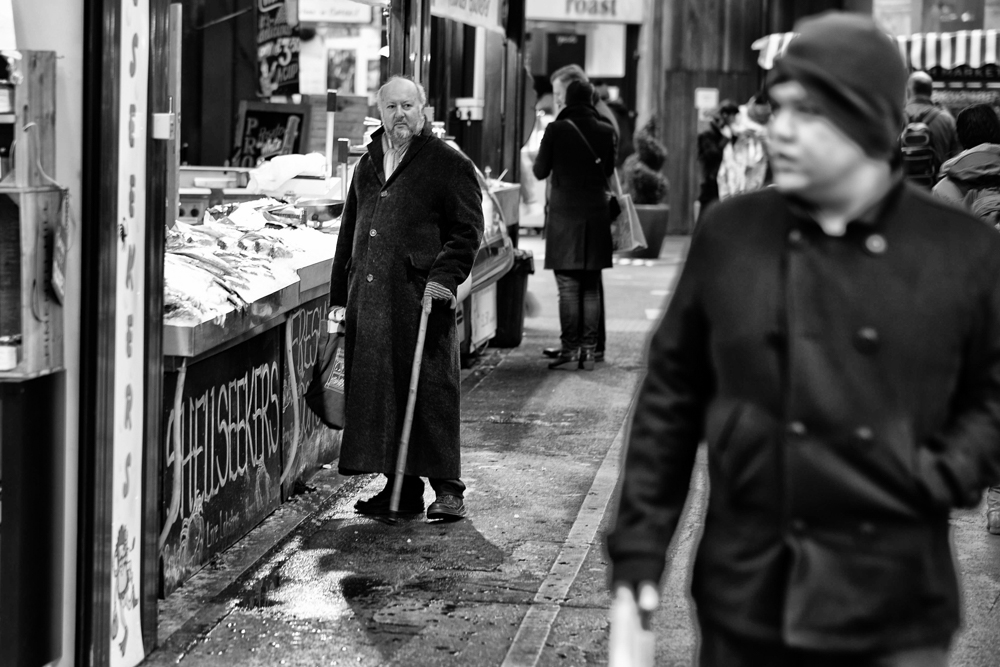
[566, 120, 617, 191]
[565, 120, 602, 164]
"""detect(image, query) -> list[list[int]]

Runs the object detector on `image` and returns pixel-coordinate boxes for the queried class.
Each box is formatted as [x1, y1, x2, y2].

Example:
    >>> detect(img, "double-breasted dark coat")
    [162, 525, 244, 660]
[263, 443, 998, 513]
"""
[532, 102, 616, 271]
[607, 182, 1000, 652]
[328, 125, 484, 479]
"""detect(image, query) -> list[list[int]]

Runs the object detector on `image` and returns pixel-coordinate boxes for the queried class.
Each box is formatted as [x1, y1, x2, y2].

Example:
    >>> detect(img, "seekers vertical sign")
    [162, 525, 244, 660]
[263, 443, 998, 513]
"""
[110, 0, 148, 664]
[257, 0, 301, 98]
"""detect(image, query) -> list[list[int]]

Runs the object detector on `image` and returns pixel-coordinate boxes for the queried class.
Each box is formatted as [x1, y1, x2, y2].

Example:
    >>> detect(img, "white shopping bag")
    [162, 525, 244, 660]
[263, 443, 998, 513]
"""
[608, 584, 658, 667]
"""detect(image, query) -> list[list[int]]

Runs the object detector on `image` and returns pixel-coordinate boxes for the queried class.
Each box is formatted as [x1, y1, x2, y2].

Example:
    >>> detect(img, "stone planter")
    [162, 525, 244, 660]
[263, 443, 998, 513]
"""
[627, 204, 670, 259]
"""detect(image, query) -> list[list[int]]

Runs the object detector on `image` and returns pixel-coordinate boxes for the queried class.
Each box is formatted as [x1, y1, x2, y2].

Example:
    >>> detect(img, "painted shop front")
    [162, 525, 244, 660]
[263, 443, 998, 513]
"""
[2, 2, 524, 667]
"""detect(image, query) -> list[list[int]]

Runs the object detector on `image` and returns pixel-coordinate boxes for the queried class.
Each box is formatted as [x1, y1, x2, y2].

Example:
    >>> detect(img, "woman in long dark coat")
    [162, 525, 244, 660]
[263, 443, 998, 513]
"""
[533, 80, 616, 370]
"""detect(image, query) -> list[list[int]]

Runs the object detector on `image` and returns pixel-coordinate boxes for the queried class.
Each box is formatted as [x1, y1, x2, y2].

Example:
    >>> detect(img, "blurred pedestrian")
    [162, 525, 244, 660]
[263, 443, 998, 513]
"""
[933, 103, 1000, 210]
[329, 76, 484, 521]
[532, 79, 616, 370]
[544, 64, 618, 363]
[595, 80, 636, 167]
[607, 12, 1000, 666]
[933, 103, 1000, 535]
[696, 99, 739, 219]
[901, 71, 960, 188]
[550, 64, 620, 140]
[717, 93, 771, 200]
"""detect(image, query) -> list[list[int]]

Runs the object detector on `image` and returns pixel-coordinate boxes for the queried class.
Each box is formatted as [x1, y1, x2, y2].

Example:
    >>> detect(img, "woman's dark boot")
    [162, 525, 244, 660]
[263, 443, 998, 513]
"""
[578, 347, 596, 371]
[547, 348, 580, 370]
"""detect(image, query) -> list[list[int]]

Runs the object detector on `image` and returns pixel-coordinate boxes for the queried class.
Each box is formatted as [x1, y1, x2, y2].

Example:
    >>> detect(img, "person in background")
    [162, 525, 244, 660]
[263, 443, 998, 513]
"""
[696, 99, 739, 219]
[903, 70, 960, 186]
[932, 103, 1000, 536]
[594, 80, 635, 167]
[550, 64, 620, 140]
[328, 76, 484, 522]
[607, 12, 1000, 666]
[532, 79, 616, 371]
[932, 103, 1000, 207]
[717, 93, 771, 200]
[543, 64, 617, 363]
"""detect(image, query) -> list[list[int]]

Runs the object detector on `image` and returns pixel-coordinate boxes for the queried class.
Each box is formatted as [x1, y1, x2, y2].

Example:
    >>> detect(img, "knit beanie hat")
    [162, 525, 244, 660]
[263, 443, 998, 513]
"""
[565, 80, 596, 108]
[767, 11, 908, 160]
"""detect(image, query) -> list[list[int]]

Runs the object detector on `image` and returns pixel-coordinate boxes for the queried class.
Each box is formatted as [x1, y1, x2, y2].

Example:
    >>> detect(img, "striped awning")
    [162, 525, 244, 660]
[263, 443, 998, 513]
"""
[752, 30, 1000, 71]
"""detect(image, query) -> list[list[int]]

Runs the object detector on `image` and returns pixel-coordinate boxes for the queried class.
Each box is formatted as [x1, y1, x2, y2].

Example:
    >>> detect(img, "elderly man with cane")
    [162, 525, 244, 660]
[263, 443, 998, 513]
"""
[607, 11, 1000, 666]
[328, 76, 483, 522]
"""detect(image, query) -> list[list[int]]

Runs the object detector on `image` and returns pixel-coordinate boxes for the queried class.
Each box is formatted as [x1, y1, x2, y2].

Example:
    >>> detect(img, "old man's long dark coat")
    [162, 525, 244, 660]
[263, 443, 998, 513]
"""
[607, 183, 1000, 652]
[329, 125, 483, 479]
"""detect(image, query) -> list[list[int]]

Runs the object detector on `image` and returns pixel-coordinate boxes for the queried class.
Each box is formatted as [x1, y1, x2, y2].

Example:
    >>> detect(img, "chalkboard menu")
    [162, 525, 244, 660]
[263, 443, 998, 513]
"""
[230, 101, 311, 168]
[159, 327, 284, 596]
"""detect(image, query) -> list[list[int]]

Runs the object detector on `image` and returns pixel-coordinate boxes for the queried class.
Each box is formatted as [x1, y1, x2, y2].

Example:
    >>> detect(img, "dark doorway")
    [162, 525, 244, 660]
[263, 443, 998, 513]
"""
[546, 33, 586, 78]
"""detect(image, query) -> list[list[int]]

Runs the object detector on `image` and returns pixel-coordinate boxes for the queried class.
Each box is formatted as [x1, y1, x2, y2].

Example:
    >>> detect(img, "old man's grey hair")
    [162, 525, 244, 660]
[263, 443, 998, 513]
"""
[377, 76, 427, 108]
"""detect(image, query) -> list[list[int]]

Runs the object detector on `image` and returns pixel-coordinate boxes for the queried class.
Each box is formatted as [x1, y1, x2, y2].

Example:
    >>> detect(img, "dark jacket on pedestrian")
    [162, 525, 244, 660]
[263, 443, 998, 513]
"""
[606, 98, 635, 167]
[533, 86, 616, 271]
[329, 124, 484, 479]
[697, 117, 731, 205]
[606, 182, 1000, 653]
[904, 96, 960, 167]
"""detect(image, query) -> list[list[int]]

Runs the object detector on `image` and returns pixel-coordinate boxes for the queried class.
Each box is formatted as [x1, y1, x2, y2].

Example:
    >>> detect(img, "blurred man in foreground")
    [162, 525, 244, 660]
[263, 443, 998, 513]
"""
[607, 12, 1000, 666]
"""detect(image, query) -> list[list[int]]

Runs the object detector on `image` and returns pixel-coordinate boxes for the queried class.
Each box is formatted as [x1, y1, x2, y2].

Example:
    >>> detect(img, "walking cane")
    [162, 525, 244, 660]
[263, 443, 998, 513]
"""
[386, 294, 433, 524]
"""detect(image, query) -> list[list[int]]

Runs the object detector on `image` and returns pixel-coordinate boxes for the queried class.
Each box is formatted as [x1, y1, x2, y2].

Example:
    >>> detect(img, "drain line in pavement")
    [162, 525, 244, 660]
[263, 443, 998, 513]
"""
[500, 399, 632, 667]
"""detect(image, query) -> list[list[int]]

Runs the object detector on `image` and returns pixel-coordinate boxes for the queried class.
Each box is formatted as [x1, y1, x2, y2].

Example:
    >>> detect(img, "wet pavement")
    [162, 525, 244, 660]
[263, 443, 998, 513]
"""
[143, 234, 1000, 666]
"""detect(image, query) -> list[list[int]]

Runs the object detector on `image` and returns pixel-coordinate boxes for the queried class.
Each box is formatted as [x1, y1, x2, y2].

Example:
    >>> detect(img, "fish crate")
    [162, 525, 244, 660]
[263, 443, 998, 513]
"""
[0, 186, 64, 379]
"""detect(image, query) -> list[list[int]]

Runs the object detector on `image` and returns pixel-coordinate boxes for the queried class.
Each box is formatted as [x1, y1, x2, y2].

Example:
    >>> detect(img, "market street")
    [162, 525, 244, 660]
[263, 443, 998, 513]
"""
[143, 235, 1000, 667]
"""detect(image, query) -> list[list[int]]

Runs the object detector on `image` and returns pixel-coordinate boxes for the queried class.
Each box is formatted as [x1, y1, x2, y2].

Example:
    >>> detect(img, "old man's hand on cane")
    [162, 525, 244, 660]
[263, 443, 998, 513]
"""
[424, 281, 456, 309]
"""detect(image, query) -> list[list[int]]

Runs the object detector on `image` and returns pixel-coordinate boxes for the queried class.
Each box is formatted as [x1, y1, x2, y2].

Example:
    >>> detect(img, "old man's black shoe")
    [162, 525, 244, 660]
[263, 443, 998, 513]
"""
[355, 488, 424, 516]
[426, 495, 466, 521]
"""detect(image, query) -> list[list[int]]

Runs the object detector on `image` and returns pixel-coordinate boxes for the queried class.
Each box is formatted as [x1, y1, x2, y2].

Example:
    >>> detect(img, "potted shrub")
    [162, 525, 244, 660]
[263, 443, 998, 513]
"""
[621, 119, 670, 259]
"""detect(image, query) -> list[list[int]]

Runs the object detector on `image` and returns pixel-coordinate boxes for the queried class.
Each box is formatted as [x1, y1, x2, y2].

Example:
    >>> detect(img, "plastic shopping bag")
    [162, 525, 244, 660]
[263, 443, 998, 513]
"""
[305, 309, 347, 429]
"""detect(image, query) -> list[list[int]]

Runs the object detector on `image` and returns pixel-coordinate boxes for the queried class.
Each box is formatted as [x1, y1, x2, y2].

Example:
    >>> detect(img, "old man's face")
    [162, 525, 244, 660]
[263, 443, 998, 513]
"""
[380, 78, 425, 145]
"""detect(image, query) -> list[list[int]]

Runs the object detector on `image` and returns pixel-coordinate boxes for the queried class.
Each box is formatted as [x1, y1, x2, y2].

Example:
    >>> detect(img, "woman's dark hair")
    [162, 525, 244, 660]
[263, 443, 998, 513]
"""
[956, 103, 1000, 149]
[564, 80, 596, 108]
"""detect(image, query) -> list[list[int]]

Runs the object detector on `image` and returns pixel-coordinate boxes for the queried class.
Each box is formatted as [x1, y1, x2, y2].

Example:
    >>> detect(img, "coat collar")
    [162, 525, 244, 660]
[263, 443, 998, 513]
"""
[556, 103, 602, 123]
[785, 172, 906, 232]
[367, 124, 434, 185]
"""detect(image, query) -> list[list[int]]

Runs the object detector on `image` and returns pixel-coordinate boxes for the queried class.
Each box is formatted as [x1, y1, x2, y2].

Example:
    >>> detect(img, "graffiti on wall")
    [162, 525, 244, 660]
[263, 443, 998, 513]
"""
[281, 296, 342, 498]
[159, 329, 283, 596]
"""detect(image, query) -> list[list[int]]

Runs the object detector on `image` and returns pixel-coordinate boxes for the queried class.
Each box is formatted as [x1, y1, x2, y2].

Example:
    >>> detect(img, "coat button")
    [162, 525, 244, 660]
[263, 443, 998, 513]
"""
[786, 421, 807, 437]
[791, 519, 807, 533]
[859, 521, 877, 536]
[865, 234, 887, 255]
[370, 228, 377, 237]
[854, 426, 874, 446]
[854, 326, 880, 353]
[788, 228, 804, 247]
[380, 191, 388, 198]
[366, 273, 374, 282]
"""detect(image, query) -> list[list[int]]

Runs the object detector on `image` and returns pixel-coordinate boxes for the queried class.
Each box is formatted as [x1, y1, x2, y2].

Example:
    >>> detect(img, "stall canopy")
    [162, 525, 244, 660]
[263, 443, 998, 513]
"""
[752, 30, 1000, 71]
